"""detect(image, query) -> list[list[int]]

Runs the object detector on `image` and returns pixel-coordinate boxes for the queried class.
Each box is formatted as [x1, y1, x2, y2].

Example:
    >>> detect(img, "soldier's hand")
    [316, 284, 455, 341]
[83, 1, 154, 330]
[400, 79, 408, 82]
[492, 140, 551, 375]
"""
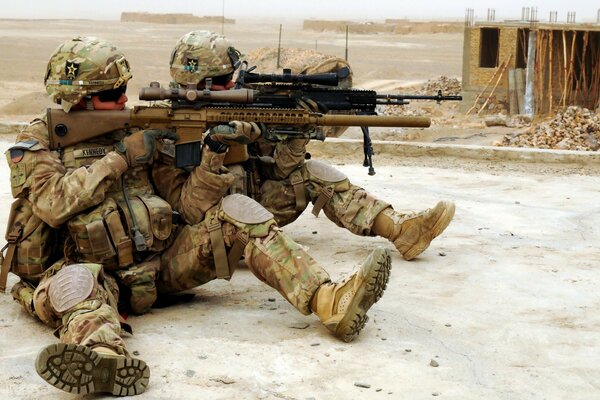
[208, 121, 263, 146]
[116, 129, 179, 166]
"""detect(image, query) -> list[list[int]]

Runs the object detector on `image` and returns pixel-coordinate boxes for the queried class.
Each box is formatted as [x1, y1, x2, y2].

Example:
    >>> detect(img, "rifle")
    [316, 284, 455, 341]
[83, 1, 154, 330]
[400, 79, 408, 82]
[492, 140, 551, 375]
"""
[46, 86, 432, 170]
[232, 64, 462, 175]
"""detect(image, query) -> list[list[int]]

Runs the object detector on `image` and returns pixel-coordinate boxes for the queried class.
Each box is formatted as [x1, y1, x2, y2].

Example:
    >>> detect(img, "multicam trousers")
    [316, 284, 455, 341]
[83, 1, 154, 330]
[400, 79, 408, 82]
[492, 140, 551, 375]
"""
[258, 161, 390, 236]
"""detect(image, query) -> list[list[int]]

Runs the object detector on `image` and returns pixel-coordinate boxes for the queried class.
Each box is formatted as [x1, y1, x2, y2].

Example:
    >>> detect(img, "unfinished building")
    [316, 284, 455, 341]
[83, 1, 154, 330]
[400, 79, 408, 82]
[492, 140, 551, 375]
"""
[462, 19, 600, 115]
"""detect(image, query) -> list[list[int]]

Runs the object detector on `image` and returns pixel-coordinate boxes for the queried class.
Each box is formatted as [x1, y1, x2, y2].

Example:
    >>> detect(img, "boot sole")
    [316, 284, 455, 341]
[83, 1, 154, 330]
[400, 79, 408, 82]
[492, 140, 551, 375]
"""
[35, 343, 150, 396]
[334, 247, 391, 342]
[402, 201, 455, 261]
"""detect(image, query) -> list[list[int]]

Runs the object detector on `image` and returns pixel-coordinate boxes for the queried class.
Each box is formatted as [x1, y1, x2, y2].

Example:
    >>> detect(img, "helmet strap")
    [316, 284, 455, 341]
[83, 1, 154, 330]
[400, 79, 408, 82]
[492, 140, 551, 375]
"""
[85, 97, 94, 111]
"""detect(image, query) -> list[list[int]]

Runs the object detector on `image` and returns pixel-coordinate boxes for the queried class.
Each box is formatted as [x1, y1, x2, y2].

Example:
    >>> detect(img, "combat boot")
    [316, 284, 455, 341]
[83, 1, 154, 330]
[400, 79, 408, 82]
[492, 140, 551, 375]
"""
[35, 343, 150, 396]
[373, 201, 455, 261]
[310, 247, 391, 342]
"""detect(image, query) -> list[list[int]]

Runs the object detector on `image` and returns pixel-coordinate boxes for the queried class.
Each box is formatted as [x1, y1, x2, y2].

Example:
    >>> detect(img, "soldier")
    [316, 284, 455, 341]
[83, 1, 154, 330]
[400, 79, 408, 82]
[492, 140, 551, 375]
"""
[169, 30, 456, 261]
[2, 36, 391, 396]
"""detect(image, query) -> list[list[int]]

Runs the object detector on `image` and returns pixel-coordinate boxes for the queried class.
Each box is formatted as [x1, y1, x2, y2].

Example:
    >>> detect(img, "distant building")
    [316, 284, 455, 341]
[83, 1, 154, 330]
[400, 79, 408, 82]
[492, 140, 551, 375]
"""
[120, 12, 235, 25]
[462, 19, 600, 114]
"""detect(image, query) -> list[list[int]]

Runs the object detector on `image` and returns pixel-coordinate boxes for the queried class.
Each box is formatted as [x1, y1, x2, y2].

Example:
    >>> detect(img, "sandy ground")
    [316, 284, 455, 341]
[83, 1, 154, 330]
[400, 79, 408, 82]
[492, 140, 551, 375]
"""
[1, 132, 600, 399]
[1, 18, 600, 400]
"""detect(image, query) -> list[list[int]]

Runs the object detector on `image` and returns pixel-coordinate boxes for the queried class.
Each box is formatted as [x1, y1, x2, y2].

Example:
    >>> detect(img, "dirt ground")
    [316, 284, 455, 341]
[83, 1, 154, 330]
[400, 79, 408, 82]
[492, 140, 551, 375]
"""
[1, 18, 600, 400]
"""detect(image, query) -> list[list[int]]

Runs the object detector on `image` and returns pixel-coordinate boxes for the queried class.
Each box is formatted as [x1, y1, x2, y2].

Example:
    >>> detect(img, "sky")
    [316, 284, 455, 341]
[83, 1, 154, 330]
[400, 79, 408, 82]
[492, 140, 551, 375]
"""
[2, 1, 599, 22]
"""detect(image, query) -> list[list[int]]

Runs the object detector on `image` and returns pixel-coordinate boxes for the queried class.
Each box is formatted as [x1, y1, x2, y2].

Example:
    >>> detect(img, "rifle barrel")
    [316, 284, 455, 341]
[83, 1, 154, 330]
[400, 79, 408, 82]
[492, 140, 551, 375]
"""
[318, 114, 430, 128]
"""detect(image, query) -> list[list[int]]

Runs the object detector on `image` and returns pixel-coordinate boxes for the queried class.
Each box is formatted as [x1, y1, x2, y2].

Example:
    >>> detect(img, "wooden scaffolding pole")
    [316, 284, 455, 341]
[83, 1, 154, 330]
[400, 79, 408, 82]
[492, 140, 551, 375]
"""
[578, 31, 590, 104]
[465, 59, 507, 115]
[566, 31, 577, 105]
[561, 30, 568, 107]
[548, 30, 553, 113]
[477, 55, 512, 116]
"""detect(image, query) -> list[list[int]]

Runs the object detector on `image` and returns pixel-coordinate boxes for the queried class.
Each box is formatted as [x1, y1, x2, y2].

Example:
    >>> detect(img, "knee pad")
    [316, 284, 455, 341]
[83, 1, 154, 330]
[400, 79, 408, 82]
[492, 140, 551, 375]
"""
[221, 193, 275, 228]
[305, 159, 347, 184]
[304, 160, 349, 217]
[207, 194, 276, 280]
[48, 264, 96, 313]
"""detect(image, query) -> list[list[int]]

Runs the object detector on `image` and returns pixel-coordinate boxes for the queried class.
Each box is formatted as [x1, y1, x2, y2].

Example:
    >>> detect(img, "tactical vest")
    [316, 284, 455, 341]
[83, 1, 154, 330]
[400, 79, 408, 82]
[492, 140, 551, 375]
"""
[60, 136, 174, 270]
[1, 125, 174, 292]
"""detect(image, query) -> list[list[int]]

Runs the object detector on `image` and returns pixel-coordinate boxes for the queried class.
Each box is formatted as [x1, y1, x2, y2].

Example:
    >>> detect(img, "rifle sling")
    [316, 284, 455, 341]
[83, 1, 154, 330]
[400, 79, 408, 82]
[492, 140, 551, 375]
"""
[0, 226, 23, 293]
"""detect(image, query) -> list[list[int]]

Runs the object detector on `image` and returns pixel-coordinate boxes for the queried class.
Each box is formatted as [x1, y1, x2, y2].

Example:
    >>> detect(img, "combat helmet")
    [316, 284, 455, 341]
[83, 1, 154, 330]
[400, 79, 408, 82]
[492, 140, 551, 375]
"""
[170, 30, 241, 86]
[44, 36, 132, 112]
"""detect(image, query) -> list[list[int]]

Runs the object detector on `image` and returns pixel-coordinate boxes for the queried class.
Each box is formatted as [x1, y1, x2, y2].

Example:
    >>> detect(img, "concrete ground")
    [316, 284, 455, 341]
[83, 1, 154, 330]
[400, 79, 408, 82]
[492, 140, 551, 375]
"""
[1, 135, 599, 399]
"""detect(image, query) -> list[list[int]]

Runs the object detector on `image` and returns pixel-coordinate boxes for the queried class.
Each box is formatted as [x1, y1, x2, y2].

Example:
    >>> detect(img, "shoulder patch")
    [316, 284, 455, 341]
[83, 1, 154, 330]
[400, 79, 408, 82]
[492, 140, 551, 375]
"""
[9, 148, 25, 163]
[8, 141, 43, 163]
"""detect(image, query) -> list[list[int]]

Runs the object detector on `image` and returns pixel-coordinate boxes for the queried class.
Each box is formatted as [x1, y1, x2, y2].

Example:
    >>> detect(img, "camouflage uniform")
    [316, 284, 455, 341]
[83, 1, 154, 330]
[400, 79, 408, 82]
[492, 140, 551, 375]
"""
[3, 34, 394, 396]
[168, 31, 455, 259]
[8, 115, 333, 348]
[256, 138, 390, 235]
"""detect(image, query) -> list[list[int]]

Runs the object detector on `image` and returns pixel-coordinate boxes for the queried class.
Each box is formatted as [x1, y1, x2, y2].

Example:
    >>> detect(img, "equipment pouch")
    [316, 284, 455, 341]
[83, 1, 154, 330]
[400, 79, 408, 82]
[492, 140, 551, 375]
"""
[1, 198, 59, 289]
[139, 195, 172, 242]
[117, 195, 173, 252]
[67, 199, 120, 268]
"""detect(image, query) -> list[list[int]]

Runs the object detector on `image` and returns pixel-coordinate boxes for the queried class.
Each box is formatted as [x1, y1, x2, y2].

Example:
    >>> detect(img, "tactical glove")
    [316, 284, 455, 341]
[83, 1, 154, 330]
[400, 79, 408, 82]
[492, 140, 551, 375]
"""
[116, 129, 179, 167]
[208, 121, 263, 146]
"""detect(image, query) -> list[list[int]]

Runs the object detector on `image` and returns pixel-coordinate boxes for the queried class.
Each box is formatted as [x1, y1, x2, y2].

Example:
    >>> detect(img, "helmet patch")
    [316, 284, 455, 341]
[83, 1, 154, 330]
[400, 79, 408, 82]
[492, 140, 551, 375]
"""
[65, 61, 80, 80]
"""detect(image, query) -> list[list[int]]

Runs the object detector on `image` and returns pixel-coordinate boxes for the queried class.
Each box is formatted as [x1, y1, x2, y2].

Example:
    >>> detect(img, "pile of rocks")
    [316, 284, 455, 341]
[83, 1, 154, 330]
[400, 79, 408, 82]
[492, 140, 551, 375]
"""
[378, 105, 427, 117]
[500, 106, 600, 151]
[381, 76, 462, 117]
[418, 76, 462, 96]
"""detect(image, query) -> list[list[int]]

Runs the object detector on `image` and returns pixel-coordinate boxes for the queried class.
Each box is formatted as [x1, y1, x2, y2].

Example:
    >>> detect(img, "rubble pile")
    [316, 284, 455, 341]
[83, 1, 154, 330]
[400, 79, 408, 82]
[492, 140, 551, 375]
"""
[417, 76, 462, 95]
[379, 105, 427, 117]
[500, 106, 600, 151]
[381, 76, 461, 118]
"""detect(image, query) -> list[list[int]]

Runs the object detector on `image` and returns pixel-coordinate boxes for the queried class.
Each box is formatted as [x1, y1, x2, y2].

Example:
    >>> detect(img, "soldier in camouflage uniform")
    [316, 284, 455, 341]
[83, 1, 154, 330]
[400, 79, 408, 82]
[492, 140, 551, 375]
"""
[2, 36, 392, 396]
[169, 31, 456, 262]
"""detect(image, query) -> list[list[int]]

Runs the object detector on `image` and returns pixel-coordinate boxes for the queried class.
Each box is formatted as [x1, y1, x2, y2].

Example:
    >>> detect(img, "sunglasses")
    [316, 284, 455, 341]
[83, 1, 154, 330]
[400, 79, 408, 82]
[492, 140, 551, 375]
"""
[97, 85, 127, 102]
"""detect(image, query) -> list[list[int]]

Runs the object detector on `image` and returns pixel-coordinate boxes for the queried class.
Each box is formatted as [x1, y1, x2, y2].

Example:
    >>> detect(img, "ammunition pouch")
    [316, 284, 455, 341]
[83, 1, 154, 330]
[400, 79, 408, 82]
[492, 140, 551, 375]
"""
[114, 257, 160, 314]
[0, 199, 60, 292]
[67, 195, 173, 269]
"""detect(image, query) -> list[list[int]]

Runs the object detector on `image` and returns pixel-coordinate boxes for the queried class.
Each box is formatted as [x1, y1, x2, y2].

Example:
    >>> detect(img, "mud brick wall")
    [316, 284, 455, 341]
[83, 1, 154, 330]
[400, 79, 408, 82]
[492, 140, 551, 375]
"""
[461, 25, 518, 110]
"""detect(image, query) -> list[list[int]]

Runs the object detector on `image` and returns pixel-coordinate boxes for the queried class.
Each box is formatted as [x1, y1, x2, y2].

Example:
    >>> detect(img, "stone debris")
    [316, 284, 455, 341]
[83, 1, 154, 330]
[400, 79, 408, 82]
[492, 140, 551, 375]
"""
[354, 382, 371, 388]
[417, 76, 462, 96]
[381, 76, 461, 119]
[485, 114, 532, 128]
[499, 106, 600, 151]
[430, 359, 439, 367]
